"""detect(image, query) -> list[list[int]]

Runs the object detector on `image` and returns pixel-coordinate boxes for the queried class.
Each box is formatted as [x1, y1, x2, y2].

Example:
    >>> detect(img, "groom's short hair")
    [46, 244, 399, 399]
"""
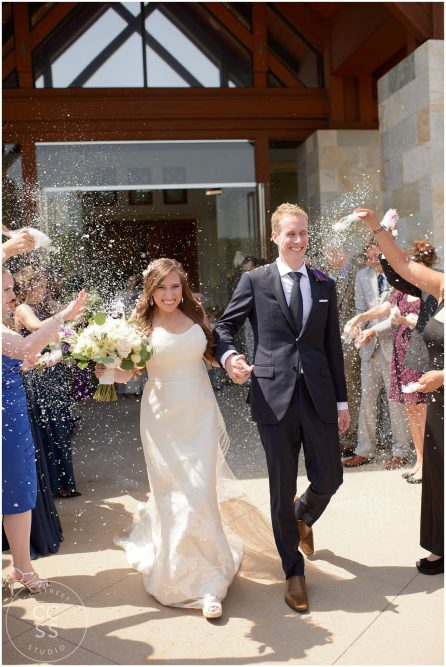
[271, 203, 308, 233]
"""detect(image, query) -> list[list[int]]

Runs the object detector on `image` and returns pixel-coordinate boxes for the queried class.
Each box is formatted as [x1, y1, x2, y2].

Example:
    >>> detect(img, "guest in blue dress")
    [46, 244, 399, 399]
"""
[2, 354, 37, 514]
[2, 352, 63, 559]
[14, 266, 79, 498]
[2, 265, 87, 594]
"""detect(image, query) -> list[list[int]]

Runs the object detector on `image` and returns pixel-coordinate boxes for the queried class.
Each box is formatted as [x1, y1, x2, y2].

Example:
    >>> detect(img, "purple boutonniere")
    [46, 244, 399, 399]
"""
[312, 268, 329, 282]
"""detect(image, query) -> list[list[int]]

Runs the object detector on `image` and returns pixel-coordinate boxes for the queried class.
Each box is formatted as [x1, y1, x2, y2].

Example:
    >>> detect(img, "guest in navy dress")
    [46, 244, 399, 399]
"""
[14, 266, 79, 498]
[2, 265, 86, 594]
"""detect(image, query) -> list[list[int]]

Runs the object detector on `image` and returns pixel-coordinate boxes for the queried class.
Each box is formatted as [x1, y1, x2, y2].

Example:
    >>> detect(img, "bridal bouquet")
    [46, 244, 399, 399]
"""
[68, 313, 153, 401]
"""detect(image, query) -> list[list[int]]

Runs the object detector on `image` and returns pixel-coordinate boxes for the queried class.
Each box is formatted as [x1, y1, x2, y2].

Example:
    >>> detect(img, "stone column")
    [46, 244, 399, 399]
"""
[297, 129, 382, 251]
[378, 40, 444, 261]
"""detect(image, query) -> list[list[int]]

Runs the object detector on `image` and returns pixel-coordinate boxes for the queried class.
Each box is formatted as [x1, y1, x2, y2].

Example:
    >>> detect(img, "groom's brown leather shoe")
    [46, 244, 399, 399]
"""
[285, 575, 309, 612]
[298, 520, 314, 556]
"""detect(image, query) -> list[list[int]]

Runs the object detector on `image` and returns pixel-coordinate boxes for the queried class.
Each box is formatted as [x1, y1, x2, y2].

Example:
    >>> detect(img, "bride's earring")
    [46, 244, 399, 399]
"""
[181, 297, 184, 304]
[150, 297, 154, 306]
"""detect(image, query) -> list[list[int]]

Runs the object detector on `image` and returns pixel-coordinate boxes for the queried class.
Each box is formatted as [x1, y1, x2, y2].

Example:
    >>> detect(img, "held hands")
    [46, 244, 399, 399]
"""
[345, 314, 363, 330]
[354, 328, 376, 348]
[390, 311, 403, 325]
[344, 315, 362, 340]
[417, 370, 444, 394]
[338, 409, 350, 434]
[225, 353, 254, 385]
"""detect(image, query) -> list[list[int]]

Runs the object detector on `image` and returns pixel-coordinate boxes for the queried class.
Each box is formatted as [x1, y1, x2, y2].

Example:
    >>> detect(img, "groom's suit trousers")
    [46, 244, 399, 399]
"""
[258, 374, 343, 578]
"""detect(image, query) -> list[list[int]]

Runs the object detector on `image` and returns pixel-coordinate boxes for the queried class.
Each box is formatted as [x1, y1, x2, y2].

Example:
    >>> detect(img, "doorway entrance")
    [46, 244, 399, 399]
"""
[84, 216, 199, 292]
[145, 220, 199, 290]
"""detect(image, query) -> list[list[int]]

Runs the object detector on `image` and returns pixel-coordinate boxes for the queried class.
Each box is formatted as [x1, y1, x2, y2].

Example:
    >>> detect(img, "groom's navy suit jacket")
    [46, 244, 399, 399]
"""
[214, 262, 347, 425]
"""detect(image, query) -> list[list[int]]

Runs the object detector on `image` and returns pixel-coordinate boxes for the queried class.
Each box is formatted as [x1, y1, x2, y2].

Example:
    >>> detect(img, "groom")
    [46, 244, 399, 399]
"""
[214, 203, 350, 612]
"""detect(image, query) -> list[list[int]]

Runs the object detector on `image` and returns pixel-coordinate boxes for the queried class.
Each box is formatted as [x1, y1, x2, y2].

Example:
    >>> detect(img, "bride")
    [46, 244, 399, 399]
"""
[96, 258, 242, 618]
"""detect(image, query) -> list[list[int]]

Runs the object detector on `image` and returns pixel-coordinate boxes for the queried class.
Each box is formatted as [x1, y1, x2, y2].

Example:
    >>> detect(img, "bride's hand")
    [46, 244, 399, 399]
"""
[95, 363, 133, 383]
[94, 363, 106, 379]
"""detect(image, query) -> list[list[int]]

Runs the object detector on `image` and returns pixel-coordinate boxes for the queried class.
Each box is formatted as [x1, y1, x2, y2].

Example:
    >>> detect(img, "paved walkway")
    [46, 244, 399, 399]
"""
[2, 387, 444, 665]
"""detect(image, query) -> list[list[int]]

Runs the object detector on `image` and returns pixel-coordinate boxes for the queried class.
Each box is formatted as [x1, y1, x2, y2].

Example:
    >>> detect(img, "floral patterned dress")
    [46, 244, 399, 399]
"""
[388, 290, 426, 404]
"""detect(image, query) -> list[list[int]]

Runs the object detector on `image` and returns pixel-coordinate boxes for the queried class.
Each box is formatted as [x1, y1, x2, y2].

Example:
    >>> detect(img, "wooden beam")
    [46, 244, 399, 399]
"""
[267, 53, 305, 89]
[432, 2, 444, 38]
[323, 38, 345, 124]
[333, 15, 407, 76]
[254, 133, 270, 183]
[29, 3, 78, 49]
[358, 75, 374, 123]
[252, 4, 268, 87]
[331, 4, 389, 73]
[3, 51, 16, 81]
[202, 1, 304, 88]
[202, 3, 253, 50]
[3, 35, 14, 58]
[13, 4, 33, 88]
[3, 88, 329, 123]
[274, 3, 326, 53]
[3, 3, 78, 81]
[4, 125, 340, 144]
[384, 2, 433, 41]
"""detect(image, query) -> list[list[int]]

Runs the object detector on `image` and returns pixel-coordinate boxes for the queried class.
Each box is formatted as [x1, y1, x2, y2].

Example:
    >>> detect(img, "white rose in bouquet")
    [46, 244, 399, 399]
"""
[116, 338, 133, 359]
[64, 312, 153, 401]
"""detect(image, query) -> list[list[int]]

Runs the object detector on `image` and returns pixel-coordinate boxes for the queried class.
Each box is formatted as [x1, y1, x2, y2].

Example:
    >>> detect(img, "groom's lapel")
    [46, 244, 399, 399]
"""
[269, 263, 296, 332]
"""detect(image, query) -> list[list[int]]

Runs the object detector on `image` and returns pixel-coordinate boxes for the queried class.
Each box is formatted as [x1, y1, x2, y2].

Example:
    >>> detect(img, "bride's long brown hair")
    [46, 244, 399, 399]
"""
[135, 258, 214, 363]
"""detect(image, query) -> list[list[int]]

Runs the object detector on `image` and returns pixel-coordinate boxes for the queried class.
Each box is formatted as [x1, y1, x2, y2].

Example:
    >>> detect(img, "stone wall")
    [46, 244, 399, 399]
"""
[378, 40, 444, 261]
[297, 129, 382, 252]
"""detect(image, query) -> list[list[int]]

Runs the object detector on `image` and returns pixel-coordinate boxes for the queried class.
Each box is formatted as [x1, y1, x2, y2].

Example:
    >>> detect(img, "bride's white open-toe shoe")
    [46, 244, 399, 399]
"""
[202, 595, 222, 619]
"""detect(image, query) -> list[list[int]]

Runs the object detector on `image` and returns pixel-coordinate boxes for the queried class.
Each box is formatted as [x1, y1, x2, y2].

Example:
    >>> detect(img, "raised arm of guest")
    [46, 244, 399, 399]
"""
[347, 301, 391, 329]
[2, 271, 87, 362]
[379, 256, 422, 298]
[2, 229, 35, 261]
[354, 209, 443, 301]
[14, 303, 55, 332]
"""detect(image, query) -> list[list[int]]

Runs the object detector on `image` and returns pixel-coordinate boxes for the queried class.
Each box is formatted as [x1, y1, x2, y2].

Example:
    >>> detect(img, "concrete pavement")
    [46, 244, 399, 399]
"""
[2, 386, 444, 665]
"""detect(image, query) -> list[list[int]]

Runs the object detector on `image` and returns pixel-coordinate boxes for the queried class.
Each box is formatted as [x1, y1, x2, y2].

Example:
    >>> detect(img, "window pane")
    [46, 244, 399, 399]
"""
[146, 47, 190, 88]
[36, 141, 256, 189]
[31, 2, 252, 88]
[33, 4, 145, 88]
[145, 3, 252, 87]
[146, 10, 220, 87]
[85, 32, 144, 88]
[34, 140, 260, 312]
[266, 6, 322, 88]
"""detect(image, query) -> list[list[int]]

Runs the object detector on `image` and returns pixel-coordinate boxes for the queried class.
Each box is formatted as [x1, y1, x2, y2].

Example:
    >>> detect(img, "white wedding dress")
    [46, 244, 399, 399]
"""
[118, 323, 243, 609]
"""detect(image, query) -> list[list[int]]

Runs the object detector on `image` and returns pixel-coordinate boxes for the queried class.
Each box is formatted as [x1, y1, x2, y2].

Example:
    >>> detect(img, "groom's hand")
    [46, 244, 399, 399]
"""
[225, 353, 254, 385]
[338, 409, 350, 434]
